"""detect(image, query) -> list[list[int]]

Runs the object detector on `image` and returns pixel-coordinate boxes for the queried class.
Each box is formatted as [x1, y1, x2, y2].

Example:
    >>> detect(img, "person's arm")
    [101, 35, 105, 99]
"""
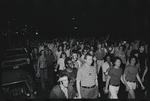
[94, 60, 97, 68]
[36, 57, 40, 76]
[55, 62, 59, 71]
[142, 59, 148, 82]
[122, 67, 130, 91]
[104, 75, 111, 93]
[76, 80, 81, 98]
[75, 62, 79, 70]
[136, 73, 145, 90]
[76, 69, 82, 98]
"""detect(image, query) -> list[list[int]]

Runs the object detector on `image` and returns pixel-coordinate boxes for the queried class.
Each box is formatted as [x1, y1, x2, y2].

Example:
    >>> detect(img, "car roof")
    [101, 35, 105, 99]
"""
[6, 47, 26, 51]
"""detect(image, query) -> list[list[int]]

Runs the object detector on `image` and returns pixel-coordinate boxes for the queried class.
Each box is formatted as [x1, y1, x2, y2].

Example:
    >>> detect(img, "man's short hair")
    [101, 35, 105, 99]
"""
[58, 73, 68, 82]
[65, 57, 72, 66]
[84, 53, 93, 59]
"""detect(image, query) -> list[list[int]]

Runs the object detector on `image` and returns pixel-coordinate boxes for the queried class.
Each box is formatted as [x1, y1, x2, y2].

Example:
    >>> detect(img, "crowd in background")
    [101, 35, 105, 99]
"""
[26, 36, 148, 99]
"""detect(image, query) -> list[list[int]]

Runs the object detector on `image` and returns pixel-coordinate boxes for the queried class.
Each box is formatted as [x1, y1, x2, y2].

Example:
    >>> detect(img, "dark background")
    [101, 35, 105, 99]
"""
[0, 0, 150, 40]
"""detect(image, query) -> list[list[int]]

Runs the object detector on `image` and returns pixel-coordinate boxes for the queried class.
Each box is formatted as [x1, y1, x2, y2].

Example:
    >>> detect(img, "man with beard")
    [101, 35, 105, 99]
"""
[60, 57, 78, 93]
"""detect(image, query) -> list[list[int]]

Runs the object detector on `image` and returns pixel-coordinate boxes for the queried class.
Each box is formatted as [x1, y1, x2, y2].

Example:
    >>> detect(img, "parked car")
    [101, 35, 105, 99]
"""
[2, 47, 37, 99]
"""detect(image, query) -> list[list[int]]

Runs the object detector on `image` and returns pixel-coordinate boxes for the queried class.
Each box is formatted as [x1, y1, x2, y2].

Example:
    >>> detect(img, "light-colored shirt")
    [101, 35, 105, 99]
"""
[57, 58, 65, 70]
[55, 51, 62, 61]
[102, 62, 112, 82]
[65, 49, 70, 57]
[76, 64, 97, 87]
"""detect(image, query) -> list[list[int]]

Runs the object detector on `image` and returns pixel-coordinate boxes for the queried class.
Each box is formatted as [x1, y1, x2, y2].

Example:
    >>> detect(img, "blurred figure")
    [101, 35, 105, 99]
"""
[60, 57, 77, 93]
[45, 49, 56, 89]
[95, 43, 105, 75]
[104, 57, 123, 99]
[50, 74, 76, 99]
[55, 45, 63, 61]
[102, 54, 113, 85]
[76, 53, 99, 99]
[55, 52, 67, 74]
[123, 55, 145, 99]
[37, 50, 47, 89]
[71, 52, 79, 70]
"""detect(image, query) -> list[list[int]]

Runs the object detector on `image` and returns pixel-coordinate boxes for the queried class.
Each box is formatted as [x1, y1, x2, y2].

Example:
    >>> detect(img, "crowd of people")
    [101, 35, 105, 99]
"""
[27, 36, 148, 99]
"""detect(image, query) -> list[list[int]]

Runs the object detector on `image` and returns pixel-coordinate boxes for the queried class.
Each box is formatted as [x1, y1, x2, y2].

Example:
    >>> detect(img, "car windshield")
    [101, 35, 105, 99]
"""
[5, 48, 27, 57]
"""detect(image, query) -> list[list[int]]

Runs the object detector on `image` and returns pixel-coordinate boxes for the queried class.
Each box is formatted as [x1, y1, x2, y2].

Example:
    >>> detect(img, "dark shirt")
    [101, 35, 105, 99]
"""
[60, 68, 77, 84]
[124, 65, 138, 81]
[108, 67, 123, 85]
[32, 53, 39, 64]
[138, 52, 147, 67]
[45, 54, 55, 66]
[95, 50, 105, 60]
[50, 84, 76, 99]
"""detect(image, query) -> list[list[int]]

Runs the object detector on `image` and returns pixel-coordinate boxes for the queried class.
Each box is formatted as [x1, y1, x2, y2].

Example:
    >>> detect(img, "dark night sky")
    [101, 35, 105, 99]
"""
[0, 0, 150, 39]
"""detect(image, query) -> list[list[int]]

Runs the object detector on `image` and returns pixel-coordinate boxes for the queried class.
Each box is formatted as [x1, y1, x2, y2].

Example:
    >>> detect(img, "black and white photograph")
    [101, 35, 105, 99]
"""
[1, 0, 149, 99]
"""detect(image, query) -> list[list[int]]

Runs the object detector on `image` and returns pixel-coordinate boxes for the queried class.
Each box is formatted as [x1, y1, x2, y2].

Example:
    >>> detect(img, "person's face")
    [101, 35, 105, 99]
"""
[62, 54, 66, 59]
[72, 53, 77, 60]
[74, 45, 77, 49]
[106, 56, 111, 62]
[67, 60, 73, 69]
[139, 46, 144, 52]
[83, 50, 87, 55]
[91, 47, 94, 50]
[98, 44, 101, 48]
[89, 51, 93, 55]
[115, 59, 121, 67]
[67, 46, 70, 50]
[85, 55, 93, 66]
[135, 53, 138, 57]
[130, 58, 136, 65]
[34, 48, 38, 54]
[119, 46, 123, 51]
[62, 77, 69, 88]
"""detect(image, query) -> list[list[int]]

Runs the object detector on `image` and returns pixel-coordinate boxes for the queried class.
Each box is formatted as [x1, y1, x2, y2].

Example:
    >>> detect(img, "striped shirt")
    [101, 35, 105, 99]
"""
[76, 64, 97, 87]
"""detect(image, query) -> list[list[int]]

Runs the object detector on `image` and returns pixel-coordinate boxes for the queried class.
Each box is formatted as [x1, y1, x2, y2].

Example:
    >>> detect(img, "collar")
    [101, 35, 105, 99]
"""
[60, 84, 68, 90]
[84, 63, 90, 68]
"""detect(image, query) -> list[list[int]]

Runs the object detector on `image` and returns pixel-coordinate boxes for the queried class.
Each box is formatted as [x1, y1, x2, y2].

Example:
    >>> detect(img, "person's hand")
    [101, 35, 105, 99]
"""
[36, 73, 40, 77]
[98, 93, 101, 97]
[141, 85, 145, 90]
[54, 69, 57, 72]
[103, 87, 109, 94]
[125, 85, 130, 92]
